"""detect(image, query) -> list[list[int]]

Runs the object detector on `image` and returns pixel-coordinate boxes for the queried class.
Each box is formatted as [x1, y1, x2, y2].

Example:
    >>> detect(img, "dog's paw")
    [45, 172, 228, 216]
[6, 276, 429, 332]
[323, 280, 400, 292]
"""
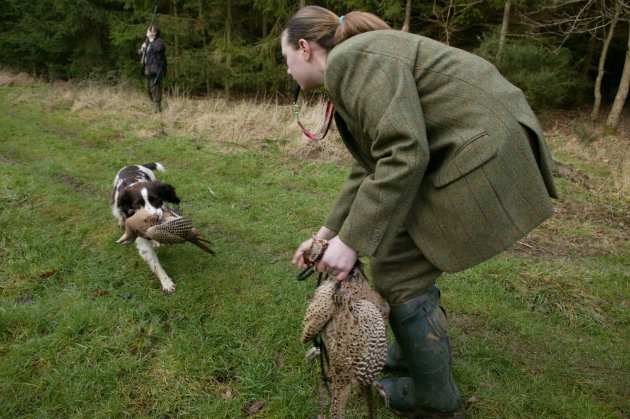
[161, 281, 176, 293]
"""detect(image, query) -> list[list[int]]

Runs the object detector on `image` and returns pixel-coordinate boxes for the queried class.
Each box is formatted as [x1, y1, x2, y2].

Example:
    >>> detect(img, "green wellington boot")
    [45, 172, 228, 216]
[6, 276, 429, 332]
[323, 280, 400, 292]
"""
[377, 286, 463, 418]
[383, 339, 408, 373]
[150, 101, 162, 114]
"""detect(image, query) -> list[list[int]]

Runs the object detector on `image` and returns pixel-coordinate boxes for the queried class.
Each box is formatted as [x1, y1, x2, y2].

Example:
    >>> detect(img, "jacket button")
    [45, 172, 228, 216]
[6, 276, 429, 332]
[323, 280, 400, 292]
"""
[369, 230, 381, 247]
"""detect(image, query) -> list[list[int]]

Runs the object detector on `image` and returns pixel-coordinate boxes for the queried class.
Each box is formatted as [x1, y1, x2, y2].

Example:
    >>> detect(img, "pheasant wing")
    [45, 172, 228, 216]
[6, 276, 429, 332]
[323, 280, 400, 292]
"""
[145, 217, 192, 244]
[301, 279, 336, 344]
[351, 300, 388, 385]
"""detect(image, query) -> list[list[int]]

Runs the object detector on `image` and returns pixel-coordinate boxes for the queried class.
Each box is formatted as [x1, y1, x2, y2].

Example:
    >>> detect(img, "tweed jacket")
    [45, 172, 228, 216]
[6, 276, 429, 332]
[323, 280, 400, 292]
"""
[323, 30, 558, 273]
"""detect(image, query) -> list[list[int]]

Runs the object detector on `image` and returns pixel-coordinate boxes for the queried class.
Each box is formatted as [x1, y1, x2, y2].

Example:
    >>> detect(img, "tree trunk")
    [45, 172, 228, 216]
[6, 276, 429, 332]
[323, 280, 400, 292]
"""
[402, 0, 412, 32]
[621, 146, 630, 199]
[445, 1, 452, 46]
[225, 0, 232, 97]
[497, 0, 511, 63]
[173, 0, 180, 81]
[605, 15, 630, 130]
[576, 36, 596, 105]
[262, 15, 268, 38]
[591, 1, 620, 121]
[199, 1, 210, 96]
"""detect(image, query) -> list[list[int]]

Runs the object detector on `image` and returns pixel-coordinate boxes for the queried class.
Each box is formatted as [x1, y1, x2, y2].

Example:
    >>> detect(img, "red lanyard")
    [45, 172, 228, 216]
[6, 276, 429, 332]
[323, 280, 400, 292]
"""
[293, 85, 335, 141]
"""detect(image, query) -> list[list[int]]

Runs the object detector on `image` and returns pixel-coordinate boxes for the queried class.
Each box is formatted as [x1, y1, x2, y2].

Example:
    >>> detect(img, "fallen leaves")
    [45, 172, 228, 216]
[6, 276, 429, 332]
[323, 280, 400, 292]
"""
[242, 400, 265, 415]
[14, 297, 33, 304]
[467, 395, 479, 404]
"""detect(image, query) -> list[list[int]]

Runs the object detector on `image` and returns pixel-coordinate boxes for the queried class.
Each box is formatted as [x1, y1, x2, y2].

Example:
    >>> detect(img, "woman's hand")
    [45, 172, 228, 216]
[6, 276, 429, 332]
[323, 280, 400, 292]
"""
[292, 226, 338, 269]
[316, 236, 357, 281]
[292, 236, 315, 269]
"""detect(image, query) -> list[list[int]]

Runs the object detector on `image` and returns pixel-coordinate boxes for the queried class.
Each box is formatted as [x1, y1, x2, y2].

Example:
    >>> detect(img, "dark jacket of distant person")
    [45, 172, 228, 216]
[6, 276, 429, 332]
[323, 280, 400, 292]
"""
[140, 38, 166, 77]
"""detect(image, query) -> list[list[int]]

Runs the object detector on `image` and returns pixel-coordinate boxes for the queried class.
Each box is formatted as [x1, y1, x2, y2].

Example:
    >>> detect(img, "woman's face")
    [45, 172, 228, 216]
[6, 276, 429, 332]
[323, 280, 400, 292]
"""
[281, 31, 323, 91]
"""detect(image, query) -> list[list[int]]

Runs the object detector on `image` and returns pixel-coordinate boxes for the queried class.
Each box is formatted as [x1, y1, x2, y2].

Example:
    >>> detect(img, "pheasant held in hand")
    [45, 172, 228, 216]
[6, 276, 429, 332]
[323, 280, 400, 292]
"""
[301, 238, 389, 419]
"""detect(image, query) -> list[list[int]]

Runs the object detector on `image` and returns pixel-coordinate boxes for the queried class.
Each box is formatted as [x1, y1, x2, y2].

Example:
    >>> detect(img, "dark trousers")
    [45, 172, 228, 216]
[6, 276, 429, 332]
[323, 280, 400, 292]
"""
[370, 227, 442, 305]
[146, 75, 163, 103]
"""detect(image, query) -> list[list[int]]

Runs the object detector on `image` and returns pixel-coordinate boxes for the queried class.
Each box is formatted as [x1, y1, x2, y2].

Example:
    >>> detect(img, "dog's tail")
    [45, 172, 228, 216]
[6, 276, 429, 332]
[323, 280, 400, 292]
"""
[142, 162, 166, 173]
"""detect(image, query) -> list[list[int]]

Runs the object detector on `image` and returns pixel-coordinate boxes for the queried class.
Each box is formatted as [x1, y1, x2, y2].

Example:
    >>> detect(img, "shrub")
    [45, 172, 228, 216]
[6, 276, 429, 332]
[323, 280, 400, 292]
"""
[475, 33, 580, 110]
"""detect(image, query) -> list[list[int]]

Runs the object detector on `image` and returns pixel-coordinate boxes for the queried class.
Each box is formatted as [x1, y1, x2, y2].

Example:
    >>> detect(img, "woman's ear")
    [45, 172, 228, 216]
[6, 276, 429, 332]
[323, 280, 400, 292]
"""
[298, 39, 311, 60]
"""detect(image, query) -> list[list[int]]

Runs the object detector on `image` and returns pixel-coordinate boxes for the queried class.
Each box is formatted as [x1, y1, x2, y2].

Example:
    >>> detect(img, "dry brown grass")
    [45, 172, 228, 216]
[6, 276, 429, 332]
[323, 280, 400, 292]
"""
[0, 71, 41, 88]
[511, 109, 630, 263]
[0, 70, 349, 162]
[542, 109, 630, 200]
[2, 70, 627, 196]
[162, 91, 349, 160]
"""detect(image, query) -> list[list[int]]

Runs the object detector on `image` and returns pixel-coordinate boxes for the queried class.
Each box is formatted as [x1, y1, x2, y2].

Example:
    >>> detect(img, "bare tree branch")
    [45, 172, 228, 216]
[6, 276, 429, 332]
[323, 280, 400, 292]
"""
[520, 0, 629, 46]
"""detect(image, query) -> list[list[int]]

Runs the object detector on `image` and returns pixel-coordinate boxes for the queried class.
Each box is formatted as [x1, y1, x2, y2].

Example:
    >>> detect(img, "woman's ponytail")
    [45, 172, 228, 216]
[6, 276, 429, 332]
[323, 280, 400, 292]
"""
[283, 6, 390, 52]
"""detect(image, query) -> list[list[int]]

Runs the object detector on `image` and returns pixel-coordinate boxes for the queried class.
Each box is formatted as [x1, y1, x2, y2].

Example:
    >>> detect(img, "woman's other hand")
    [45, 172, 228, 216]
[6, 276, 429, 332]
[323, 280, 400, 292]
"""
[316, 236, 357, 281]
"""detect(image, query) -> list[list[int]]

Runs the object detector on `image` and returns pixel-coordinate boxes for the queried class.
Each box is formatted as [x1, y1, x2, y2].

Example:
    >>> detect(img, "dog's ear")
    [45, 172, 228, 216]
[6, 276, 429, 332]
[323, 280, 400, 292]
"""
[153, 182, 180, 204]
[118, 189, 134, 212]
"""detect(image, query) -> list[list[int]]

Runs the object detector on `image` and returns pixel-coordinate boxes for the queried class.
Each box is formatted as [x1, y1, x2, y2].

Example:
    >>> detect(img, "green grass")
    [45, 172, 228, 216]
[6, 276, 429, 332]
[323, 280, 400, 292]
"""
[1, 83, 628, 419]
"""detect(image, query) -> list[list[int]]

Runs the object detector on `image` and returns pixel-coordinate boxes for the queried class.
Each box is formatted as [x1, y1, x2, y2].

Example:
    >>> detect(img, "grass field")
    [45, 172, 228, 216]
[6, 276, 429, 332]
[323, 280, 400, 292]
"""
[1, 72, 628, 419]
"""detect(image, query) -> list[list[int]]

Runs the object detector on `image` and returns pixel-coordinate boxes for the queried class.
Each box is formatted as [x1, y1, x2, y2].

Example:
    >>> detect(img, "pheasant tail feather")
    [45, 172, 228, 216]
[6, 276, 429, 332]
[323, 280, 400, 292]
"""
[190, 238, 216, 255]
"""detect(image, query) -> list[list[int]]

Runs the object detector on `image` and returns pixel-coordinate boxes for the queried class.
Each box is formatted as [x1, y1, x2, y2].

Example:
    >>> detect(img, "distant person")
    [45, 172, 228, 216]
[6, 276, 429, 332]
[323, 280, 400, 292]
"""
[139, 25, 166, 113]
[285, 6, 558, 419]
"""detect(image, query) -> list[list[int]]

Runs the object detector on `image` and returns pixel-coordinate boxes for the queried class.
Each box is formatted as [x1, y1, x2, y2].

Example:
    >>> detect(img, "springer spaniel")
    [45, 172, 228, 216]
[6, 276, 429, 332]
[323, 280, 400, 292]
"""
[111, 163, 181, 293]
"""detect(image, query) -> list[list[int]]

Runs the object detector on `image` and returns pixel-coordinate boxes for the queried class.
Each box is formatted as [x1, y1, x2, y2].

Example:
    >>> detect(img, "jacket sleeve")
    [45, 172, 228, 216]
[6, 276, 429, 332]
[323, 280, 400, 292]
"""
[325, 50, 430, 257]
[323, 158, 369, 233]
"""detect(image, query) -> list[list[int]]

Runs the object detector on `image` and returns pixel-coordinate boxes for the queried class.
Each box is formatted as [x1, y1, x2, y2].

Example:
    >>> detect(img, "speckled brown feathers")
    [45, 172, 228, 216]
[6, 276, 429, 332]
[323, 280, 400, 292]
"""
[301, 239, 389, 419]
[147, 217, 216, 255]
[117, 208, 215, 255]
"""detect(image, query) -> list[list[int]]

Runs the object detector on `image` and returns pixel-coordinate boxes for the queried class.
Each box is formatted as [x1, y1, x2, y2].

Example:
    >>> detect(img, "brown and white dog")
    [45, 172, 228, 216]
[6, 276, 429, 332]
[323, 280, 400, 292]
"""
[111, 163, 181, 293]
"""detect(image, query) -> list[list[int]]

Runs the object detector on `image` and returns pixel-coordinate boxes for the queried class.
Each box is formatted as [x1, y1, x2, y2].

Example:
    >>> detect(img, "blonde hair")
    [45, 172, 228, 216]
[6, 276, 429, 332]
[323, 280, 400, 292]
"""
[282, 6, 391, 52]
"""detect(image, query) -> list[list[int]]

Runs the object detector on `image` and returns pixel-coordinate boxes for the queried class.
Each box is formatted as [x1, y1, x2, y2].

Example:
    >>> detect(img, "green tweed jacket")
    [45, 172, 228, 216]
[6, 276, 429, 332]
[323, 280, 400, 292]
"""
[323, 30, 558, 273]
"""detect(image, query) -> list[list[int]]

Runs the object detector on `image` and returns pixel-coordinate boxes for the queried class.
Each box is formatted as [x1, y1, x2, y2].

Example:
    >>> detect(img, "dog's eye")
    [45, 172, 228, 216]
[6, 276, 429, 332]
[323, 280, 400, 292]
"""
[128, 209, 136, 216]
[148, 195, 163, 208]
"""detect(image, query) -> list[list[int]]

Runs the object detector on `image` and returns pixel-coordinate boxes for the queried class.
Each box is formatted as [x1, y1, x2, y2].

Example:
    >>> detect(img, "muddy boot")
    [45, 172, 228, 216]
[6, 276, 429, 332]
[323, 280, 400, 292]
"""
[384, 339, 408, 373]
[150, 101, 161, 114]
[377, 285, 463, 418]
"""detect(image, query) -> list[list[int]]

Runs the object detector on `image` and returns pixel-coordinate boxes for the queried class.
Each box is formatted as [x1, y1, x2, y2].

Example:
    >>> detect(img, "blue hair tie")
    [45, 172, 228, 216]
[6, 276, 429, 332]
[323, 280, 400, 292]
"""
[339, 15, 344, 24]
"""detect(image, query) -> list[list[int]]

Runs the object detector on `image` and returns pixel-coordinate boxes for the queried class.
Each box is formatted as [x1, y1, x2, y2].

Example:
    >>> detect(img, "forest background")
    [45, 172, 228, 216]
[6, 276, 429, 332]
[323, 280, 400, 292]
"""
[1, 0, 630, 128]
